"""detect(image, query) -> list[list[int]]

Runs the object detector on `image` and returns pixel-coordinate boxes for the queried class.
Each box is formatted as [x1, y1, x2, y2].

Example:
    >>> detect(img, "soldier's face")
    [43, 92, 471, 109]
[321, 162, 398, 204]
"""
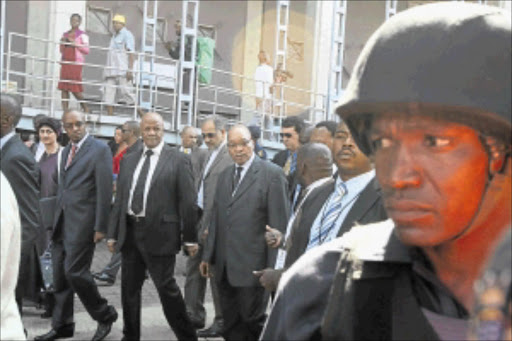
[370, 114, 489, 247]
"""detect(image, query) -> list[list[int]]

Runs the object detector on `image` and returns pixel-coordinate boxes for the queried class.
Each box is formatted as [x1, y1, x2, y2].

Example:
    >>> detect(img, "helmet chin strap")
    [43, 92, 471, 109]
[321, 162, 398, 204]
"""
[450, 152, 510, 242]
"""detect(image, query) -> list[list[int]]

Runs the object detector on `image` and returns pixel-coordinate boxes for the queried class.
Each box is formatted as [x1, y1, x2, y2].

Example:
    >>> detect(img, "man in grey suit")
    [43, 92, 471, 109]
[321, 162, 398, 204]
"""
[177, 125, 208, 187]
[108, 112, 198, 340]
[186, 116, 232, 337]
[36, 110, 117, 341]
[200, 124, 290, 340]
[0, 94, 41, 318]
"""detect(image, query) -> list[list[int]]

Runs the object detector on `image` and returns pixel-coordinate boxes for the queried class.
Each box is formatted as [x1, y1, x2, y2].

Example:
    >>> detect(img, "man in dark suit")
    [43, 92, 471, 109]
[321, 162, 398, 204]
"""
[260, 120, 387, 340]
[186, 116, 232, 337]
[108, 112, 198, 341]
[35, 109, 117, 341]
[272, 116, 305, 210]
[94, 120, 143, 286]
[200, 124, 290, 340]
[177, 125, 208, 185]
[0, 94, 41, 318]
[254, 142, 334, 292]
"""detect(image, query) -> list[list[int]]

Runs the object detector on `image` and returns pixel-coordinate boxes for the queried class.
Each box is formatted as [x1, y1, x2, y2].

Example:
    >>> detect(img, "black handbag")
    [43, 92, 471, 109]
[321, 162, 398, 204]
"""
[39, 243, 54, 292]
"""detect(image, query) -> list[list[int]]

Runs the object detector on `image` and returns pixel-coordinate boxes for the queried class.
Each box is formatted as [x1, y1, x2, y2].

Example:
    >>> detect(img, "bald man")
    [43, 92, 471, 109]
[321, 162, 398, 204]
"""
[108, 112, 198, 340]
[200, 124, 289, 340]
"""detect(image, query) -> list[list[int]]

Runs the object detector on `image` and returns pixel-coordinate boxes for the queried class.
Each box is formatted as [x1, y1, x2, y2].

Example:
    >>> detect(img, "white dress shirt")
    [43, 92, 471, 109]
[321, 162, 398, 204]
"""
[274, 176, 333, 270]
[35, 141, 45, 162]
[127, 140, 165, 217]
[197, 141, 226, 209]
[305, 169, 375, 252]
[232, 152, 255, 195]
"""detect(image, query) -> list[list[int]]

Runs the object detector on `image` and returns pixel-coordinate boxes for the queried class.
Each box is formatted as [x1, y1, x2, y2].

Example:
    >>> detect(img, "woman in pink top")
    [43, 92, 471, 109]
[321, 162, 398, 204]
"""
[58, 13, 90, 113]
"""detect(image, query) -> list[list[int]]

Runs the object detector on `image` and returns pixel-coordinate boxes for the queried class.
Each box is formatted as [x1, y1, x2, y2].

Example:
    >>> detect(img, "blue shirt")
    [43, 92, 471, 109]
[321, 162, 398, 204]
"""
[305, 169, 375, 251]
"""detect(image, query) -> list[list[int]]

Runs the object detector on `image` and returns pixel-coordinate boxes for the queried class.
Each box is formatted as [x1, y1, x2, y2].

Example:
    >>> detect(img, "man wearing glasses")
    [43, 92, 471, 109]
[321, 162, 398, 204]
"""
[36, 110, 117, 341]
[200, 124, 289, 340]
[185, 116, 233, 338]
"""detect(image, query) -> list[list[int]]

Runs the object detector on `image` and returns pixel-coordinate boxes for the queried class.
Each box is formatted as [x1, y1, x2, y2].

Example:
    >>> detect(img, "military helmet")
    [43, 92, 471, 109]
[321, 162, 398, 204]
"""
[337, 2, 511, 155]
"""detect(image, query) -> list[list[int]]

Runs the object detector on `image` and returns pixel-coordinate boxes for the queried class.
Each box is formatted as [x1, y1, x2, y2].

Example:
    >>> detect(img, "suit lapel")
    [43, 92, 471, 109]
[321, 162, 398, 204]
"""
[204, 144, 227, 180]
[230, 156, 260, 206]
[66, 135, 92, 171]
[338, 178, 379, 236]
[123, 149, 144, 197]
[149, 144, 171, 190]
[299, 181, 336, 237]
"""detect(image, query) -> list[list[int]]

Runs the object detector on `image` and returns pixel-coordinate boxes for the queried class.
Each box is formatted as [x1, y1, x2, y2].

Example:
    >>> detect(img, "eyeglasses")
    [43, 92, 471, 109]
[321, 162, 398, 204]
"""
[63, 121, 85, 129]
[279, 133, 293, 139]
[227, 139, 250, 149]
[202, 132, 217, 139]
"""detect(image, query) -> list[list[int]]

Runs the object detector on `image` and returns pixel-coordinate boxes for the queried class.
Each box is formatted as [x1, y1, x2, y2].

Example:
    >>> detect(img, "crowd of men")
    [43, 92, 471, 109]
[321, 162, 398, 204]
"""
[1, 2, 511, 341]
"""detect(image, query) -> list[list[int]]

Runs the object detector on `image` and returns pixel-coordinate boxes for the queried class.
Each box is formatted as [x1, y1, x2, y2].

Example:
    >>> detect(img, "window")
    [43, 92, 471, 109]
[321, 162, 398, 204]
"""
[87, 6, 111, 35]
[156, 18, 167, 42]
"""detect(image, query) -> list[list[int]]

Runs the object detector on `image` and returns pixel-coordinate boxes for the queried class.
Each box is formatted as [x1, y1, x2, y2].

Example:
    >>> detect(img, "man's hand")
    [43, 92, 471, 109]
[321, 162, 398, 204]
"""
[199, 261, 212, 278]
[126, 71, 133, 82]
[185, 243, 199, 257]
[253, 268, 282, 292]
[94, 231, 106, 243]
[265, 225, 283, 249]
[107, 240, 117, 253]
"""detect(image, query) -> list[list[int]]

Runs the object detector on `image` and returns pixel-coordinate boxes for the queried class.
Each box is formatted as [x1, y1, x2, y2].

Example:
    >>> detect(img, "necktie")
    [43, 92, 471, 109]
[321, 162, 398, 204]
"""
[184, 148, 191, 154]
[131, 149, 154, 215]
[283, 155, 292, 176]
[232, 166, 243, 194]
[308, 182, 347, 249]
[65, 144, 77, 169]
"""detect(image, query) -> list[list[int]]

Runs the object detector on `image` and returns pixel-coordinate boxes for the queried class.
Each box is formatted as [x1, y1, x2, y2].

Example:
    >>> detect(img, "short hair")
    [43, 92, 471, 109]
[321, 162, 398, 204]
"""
[202, 115, 227, 132]
[282, 116, 305, 135]
[299, 125, 314, 145]
[180, 125, 196, 136]
[124, 120, 140, 137]
[228, 124, 252, 140]
[36, 116, 62, 136]
[0, 94, 22, 127]
[297, 142, 333, 168]
[248, 125, 261, 140]
[115, 125, 123, 131]
[71, 13, 82, 22]
[315, 121, 338, 137]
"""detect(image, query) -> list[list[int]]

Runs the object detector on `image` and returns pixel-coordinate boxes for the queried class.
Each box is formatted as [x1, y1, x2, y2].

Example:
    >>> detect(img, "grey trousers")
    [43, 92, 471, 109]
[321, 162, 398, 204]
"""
[184, 245, 223, 325]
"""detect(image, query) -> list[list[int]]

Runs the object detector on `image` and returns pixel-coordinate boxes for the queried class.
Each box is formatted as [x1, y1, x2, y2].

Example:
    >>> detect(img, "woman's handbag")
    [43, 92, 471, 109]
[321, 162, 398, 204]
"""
[39, 243, 54, 292]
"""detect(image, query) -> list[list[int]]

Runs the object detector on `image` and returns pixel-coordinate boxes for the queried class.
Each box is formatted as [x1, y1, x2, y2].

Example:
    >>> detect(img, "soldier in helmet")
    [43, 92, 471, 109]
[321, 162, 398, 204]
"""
[261, 2, 511, 340]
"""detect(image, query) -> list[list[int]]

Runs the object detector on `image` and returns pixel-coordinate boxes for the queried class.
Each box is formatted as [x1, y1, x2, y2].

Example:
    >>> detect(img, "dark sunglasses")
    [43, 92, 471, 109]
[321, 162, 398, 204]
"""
[279, 133, 293, 139]
[202, 132, 216, 139]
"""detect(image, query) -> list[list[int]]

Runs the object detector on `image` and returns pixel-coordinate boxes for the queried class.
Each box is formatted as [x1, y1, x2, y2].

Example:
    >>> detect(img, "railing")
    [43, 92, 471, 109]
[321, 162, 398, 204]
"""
[4, 31, 328, 143]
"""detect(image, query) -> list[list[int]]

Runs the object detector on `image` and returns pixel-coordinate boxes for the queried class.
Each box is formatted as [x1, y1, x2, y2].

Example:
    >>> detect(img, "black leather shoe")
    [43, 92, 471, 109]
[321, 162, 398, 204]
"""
[197, 322, 223, 338]
[34, 323, 75, 341]
[94, 273, 115, 286]
[92, 307, 118, 341]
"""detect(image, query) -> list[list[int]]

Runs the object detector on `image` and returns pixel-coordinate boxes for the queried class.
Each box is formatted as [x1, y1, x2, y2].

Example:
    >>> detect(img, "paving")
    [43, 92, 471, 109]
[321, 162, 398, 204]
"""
[22, 242, 223, 340]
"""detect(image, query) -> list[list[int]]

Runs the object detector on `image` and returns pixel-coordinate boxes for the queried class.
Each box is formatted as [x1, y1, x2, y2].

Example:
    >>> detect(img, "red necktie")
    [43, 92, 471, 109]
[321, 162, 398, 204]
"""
[66, 144, 77, 169]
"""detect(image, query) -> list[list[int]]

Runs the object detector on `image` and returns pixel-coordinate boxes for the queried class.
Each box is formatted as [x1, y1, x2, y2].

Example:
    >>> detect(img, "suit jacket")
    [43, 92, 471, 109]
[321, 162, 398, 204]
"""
[203, 156, 290, 287]
[196, 144, 233, 240]
[0, 135, 40, 254]
[53, 135, 113, 244]
[284, 177, 387, 268]
[272, 149, 300, 200]
[176, 145, 209, 189]
[108, 144, 198, 256]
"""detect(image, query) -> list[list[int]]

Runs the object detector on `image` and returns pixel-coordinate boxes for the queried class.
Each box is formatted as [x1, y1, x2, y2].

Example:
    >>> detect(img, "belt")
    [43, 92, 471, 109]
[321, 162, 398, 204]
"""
[126, 215, 145, 224]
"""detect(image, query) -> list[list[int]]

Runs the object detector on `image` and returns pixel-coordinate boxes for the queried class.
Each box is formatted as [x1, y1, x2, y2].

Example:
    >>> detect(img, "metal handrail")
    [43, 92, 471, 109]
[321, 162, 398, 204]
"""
[5, 31, 328, 142]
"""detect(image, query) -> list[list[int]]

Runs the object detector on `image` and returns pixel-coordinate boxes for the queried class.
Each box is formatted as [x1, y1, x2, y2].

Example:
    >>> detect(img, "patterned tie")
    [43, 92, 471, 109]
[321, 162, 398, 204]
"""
[65, 144, 77, 170]
[283, 155, 292, 176]
[232, 166, 243, 194]
[130, 149, 154, 215]
[307, 182, 347, 249]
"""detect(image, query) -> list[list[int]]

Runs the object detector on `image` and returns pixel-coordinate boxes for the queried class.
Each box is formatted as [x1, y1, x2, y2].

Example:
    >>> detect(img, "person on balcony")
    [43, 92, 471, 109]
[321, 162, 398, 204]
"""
[103, 14, 140, 117]
[58, 13, 90, 113]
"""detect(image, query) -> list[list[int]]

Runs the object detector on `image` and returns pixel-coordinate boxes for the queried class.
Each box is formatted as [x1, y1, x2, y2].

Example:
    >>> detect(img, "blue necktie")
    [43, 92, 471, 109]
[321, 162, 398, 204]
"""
[308, 182, 347, 248]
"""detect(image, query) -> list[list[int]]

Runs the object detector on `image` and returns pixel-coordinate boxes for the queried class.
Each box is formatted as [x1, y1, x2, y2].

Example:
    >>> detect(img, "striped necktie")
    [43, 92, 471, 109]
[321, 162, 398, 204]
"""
[308, 182, 347, 249]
